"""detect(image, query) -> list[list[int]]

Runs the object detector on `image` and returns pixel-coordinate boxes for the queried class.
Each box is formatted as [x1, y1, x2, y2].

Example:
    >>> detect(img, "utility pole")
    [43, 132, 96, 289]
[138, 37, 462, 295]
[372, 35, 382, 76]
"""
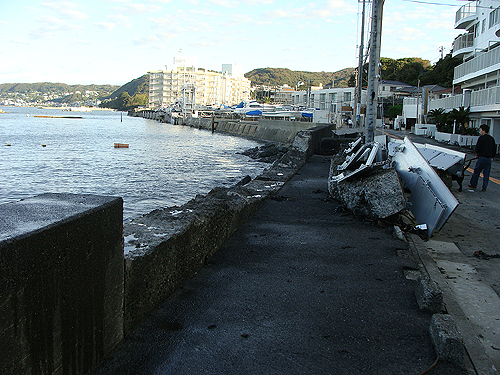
[355, 0, 367, 128]
[366, 0, 384, 144]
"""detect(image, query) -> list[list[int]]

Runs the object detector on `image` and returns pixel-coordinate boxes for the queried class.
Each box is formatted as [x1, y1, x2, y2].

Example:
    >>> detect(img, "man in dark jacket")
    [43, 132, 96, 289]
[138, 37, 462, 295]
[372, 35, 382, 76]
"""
[469, 124, 496, 191]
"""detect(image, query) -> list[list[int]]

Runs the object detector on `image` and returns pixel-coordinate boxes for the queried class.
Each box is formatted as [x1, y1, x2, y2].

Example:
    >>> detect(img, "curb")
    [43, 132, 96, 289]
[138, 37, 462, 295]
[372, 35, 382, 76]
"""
[408, 234, 500, 375]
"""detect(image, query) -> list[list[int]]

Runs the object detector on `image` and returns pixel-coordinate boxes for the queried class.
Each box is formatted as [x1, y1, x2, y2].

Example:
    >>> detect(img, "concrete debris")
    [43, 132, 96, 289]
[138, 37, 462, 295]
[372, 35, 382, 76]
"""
[335, 168, 406, 219]
[429, 314, 465, 367]
[415, 275, 444, 313]
[393, 225, 406, 242]
[328, 136, 459, 238]
[328, 137, 405, 220]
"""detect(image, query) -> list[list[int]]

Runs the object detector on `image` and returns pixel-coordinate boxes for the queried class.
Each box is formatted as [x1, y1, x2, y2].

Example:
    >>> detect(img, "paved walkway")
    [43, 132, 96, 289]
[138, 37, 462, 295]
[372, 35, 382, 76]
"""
[374, 126, 500, 375]
[93, 152, 466, 375]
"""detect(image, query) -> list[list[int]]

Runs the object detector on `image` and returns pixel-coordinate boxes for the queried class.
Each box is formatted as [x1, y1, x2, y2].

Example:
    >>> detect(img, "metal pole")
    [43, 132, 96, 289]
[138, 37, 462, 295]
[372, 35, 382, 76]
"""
[355, 0, 366, 127]
[366, 0, 384, 144]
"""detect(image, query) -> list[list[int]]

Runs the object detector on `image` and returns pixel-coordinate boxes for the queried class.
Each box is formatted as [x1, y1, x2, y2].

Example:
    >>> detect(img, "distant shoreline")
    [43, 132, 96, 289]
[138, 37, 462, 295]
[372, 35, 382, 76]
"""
[0, 105, 116, 111]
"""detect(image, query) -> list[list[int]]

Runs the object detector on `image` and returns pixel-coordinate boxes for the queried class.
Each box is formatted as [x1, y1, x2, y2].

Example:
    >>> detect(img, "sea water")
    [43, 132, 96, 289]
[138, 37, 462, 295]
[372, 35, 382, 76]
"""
[0, 107, 267, 220]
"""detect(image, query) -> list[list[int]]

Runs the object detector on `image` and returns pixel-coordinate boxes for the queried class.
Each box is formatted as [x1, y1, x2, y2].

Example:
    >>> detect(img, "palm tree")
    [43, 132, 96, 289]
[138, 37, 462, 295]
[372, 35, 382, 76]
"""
[447, 106, 471, 134]
[428, 108, 451, 133]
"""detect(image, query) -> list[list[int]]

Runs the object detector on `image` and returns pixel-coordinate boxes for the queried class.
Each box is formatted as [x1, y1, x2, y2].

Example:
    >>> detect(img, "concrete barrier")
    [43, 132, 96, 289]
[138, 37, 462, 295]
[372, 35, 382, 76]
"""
[121, 126, 329, 333]
[0, 193, 124, 375]
[135, 110, 334, 145]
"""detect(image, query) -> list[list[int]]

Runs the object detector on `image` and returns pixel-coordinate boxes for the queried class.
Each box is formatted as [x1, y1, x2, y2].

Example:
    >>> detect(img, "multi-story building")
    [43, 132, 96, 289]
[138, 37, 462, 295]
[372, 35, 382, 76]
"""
[291, 87, 366, 125]
[291, 87, 360, 111]
[429, 0, 500, 144]
[148, 55, 251, 110]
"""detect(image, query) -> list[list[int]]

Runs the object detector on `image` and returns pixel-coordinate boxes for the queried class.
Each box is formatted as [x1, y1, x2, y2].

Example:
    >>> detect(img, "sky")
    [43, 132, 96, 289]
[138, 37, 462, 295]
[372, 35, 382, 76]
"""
[0, 0, 465, 85]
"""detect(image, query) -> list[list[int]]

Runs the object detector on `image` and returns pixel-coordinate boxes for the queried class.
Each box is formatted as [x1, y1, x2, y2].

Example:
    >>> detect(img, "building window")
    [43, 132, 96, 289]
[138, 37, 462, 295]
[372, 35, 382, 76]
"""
[344, 92, 352, 102]
[482, 19, 485, 33]
[490, 7, 500, 28]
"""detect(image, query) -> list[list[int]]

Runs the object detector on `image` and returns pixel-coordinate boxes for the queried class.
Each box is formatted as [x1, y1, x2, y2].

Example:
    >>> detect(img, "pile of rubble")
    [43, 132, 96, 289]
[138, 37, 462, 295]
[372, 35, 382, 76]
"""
[327, 135, 461, 239]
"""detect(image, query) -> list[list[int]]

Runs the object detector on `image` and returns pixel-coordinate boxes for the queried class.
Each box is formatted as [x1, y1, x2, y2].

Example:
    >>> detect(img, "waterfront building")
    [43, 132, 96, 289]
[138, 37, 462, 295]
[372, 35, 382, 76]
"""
[428, 0, 500, 145]
[291, 87, 366, 125]
[148, 55, 251, 109]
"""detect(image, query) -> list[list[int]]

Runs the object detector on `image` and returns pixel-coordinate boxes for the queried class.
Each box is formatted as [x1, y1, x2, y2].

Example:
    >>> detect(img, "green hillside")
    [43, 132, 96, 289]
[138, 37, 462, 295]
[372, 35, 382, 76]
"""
[245, 67, 355, 88]
[99, 75, 149, 110]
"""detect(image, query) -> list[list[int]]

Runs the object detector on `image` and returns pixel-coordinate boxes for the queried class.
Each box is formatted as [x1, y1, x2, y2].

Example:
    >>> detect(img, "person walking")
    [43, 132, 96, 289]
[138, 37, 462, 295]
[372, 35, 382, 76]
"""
[469, 124, 496, 191]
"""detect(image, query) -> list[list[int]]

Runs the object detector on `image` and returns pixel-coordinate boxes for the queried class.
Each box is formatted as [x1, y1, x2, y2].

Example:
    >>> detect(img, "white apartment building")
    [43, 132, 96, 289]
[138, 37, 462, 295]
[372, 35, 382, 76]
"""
[291, 87, 367, 125]
[429, 0, 500, 144]
[148, 56, 251, 109]
[291, 87, 366, 113]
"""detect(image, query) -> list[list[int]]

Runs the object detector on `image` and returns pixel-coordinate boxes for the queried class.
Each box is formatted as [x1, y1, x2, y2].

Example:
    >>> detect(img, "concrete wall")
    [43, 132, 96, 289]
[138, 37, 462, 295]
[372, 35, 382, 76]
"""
[0, 193, 124, 375]
[187, 117, 326, 144]
[134, 110, 334, 144]
[122, 126, 331, 333]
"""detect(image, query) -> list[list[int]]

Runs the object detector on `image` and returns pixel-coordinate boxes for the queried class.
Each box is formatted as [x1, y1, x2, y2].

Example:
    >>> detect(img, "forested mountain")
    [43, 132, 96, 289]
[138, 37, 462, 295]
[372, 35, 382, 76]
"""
[99, 75, 149, 110]
[245, 67, 355, 88]
[349, 54, 461, 88]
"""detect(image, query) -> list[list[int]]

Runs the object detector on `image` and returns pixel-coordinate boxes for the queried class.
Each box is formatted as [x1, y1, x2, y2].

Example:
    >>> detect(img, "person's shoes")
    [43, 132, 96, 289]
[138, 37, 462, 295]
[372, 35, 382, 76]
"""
[482, 189, 486, 192]
[468, 185, 477, 189]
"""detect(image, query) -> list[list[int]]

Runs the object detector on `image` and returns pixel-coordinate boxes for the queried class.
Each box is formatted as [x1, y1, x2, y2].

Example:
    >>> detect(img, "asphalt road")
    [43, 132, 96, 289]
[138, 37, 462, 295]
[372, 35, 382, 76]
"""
[92, 152, 467, 375]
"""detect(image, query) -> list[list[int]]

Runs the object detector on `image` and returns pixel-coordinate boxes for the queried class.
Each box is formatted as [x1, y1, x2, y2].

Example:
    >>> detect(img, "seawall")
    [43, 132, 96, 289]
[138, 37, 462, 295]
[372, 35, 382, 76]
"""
[0, 121, 334, 374]
[122, 125, 333, 334]
[131, 109, 335, 144]
[0, 194, 124, 375]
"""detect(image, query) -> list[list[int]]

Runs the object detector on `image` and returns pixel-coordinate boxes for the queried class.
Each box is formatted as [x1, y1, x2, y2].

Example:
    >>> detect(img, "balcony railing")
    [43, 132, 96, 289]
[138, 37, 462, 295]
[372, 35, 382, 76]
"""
[428, 95, 464, 111]
[455, 3, 476, 25]
[428, 86, 500, 111]
[454, 44, 500, 82]
[452, 33, 474, 54]
[471, 86, 500, 107]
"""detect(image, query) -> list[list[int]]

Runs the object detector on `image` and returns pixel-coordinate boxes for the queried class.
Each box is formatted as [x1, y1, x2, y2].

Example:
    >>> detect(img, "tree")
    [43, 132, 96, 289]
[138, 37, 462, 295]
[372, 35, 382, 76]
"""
[387, 104, 402, 120]
[420, 53, 462, 88]
[428, 108, 452, 133]
[447, 106, 472, 134]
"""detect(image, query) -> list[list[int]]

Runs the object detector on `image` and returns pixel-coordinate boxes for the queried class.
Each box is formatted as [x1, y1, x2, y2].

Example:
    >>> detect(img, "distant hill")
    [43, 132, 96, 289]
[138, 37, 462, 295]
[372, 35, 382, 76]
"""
[244, 67, 355, 88]
[99, 75, 149, 111]
[0, 82, 118, 96]
[104, 75, 149, 100]
[0, 82, 119, 105]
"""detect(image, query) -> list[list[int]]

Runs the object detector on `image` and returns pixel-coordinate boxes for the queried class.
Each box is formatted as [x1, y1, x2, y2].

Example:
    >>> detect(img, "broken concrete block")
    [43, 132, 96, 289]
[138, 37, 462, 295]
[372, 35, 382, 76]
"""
[429, 314, 464, 366]
[335, 168, 406, 219]
[415, 275, 444, 313]
[393, 225, 406, 242]
[327, 153, 347, 200]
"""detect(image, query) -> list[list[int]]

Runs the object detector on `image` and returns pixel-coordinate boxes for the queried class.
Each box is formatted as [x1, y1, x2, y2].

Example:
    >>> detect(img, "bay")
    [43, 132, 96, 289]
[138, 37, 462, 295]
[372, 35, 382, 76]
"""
[0, 106, 267, 221]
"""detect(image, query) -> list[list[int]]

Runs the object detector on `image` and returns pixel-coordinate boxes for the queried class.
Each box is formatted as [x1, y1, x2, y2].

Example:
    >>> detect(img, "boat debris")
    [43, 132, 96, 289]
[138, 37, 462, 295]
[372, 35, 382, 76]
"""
[328, 135, 459, 238]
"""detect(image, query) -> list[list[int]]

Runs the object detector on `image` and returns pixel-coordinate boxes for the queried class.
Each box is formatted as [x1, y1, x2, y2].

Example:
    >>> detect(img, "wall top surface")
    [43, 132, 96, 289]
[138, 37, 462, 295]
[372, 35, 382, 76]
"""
[0, 193, 121, 242]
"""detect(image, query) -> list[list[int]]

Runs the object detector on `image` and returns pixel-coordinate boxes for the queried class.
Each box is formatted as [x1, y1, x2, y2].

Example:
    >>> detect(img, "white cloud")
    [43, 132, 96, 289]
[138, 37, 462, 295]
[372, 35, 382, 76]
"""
[95, 22, 116, 30]
[42, 1, 88, 19]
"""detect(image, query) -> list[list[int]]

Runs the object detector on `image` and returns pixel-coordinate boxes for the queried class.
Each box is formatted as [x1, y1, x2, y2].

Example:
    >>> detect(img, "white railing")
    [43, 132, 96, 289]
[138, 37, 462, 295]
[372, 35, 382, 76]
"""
[428, 86, 500, 111]
[428, 95, 464, 111]
[455, 2, 476, 24]
[454, 45, 500, 81]
[452, 33, 474, 54]
[471, 86, 500, 106]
